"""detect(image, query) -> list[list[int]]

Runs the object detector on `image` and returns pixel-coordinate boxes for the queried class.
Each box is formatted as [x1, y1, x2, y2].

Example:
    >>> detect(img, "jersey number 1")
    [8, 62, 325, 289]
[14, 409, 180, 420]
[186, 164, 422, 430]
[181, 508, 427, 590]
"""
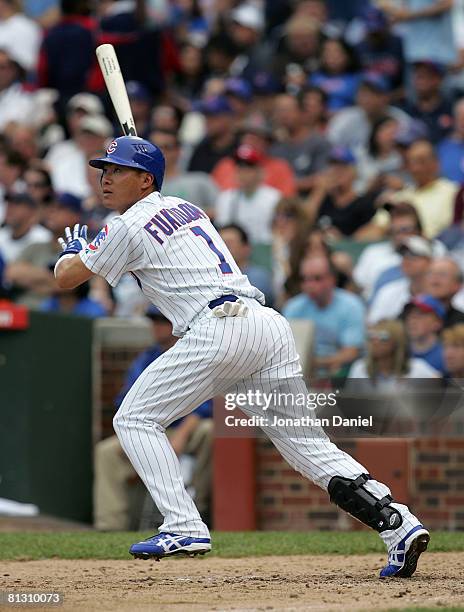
[190, 226, 232, 274]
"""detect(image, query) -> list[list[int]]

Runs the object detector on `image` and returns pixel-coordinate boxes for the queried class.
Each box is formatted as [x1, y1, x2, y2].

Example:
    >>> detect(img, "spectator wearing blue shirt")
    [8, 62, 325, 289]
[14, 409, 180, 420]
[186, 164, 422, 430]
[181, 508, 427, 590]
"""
[399, 61, 453, 144]
[41, 281, 107, 318]
[382, 0, 456, 67]
[404, 295, 447, 374]
[283, 255, 365, 377]
[356, 6, 405, 93]
[310, 38, 362, 112]
[94, 307, 213, 531]
[438, 99, 464, 183]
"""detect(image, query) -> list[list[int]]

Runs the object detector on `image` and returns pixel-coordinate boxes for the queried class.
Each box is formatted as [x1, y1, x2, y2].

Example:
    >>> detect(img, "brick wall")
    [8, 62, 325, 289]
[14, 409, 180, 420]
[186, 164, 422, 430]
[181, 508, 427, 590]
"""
[411, 438, 464, 530]
[256, 437, 464, 531]
[99, 346, 148, 439]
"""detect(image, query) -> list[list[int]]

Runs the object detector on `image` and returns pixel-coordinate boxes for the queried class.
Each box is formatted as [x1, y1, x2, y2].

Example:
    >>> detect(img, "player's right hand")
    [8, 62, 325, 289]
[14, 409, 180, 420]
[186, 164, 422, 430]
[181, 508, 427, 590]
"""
[58, 224, 88, 257]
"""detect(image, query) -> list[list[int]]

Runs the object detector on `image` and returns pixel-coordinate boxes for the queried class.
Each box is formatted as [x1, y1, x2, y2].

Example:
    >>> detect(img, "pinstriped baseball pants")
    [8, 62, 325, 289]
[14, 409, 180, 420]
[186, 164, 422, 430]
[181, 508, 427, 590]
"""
[113, 298, 421, 549]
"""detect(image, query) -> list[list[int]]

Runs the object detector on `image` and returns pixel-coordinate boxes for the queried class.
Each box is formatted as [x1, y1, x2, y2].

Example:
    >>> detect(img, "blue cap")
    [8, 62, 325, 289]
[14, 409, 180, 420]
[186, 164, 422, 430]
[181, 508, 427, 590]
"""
[56, 192, 82, 213]
[89, 136, 165, 192]
[406, 294, 446, 319]
[251, 71, 282, 96]
[225, 78, 253, 102]
[361, 72, 390, 93]
[394, 119, 429, 147]
[194, 95, 233, 115]
[362, 6, 388, 32]
[413, 60, 446, 77]
[329, 146, 356, 165]
[251, 71, 281, 95]
[126, 81, 152, 102]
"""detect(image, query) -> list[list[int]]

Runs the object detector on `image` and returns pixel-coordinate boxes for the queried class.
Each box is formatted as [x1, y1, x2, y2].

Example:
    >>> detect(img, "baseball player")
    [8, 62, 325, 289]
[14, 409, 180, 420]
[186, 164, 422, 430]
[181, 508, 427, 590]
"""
[54, 136, 429, 578]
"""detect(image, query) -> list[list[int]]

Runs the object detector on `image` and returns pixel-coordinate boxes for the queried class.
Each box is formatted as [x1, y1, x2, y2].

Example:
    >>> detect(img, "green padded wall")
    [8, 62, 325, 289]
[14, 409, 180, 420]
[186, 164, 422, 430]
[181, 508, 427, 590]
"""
[0, 311, 93, 523]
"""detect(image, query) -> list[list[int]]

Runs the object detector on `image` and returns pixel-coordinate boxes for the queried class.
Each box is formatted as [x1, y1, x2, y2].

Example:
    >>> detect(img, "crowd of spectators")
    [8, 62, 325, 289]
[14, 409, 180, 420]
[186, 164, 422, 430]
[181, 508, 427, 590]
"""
[1, 0, 464, 384]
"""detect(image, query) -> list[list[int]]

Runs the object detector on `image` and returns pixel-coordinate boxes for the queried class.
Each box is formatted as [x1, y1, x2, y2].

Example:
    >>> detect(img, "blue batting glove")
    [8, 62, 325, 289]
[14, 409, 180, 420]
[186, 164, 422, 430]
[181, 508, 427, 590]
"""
[58, 224, 88, 257]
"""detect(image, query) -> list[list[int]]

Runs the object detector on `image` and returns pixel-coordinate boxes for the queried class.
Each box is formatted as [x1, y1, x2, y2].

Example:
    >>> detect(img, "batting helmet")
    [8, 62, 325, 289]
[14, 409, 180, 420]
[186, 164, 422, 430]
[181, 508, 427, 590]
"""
[89, 136, 165, 191]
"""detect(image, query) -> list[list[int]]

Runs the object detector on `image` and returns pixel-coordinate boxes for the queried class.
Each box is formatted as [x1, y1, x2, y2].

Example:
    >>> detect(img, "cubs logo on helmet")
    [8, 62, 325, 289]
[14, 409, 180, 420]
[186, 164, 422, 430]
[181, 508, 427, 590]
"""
[107, 140, 118, 154]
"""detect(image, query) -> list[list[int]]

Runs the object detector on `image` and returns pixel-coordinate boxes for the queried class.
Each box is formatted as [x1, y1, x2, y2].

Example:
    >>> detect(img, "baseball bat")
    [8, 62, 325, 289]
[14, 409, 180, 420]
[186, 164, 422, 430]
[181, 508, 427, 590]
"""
[96, 43, 137, 137]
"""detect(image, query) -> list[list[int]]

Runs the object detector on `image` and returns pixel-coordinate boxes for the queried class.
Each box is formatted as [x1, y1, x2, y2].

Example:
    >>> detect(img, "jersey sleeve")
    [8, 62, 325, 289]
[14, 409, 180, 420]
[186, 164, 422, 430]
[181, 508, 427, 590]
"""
[79, 216, 142, 287]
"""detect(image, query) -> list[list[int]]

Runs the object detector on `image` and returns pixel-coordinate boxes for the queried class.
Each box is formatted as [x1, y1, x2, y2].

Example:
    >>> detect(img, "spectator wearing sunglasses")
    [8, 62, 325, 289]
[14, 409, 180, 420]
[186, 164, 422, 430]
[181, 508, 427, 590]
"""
[348, 319, 440, 384]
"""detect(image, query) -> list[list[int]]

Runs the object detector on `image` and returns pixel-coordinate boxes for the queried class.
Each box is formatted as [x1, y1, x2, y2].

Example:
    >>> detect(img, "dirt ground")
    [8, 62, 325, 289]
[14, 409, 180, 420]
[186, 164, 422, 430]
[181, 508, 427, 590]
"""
[2, 553, 464, 612]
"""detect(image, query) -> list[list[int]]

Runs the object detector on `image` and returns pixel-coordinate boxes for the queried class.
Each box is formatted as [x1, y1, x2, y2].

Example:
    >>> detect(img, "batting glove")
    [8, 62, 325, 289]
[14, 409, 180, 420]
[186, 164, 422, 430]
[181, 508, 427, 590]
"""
[58, 224, 88, 257]
[211, 298, 249, 318]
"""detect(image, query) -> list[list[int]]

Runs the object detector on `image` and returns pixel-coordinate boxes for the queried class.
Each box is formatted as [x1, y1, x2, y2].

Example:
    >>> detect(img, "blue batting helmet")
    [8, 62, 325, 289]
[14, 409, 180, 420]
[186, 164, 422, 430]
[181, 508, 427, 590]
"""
[89, 136, 165, 190]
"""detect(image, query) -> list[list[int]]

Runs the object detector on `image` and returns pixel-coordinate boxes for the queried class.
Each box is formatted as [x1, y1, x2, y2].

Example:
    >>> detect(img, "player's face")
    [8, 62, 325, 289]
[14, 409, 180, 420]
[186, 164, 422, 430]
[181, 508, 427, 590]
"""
[100, 163, 152, 213]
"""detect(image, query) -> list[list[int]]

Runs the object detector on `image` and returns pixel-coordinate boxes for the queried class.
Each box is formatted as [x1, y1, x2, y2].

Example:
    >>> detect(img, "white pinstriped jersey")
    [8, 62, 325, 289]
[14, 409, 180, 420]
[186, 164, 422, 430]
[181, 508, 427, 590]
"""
[80, 191, 265, 335]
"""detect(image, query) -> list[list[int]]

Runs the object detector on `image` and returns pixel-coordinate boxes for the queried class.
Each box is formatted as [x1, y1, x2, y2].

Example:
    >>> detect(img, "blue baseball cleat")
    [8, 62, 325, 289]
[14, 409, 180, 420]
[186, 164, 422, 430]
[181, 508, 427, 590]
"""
[380, 525, 430, 578]
[129, 532, 211, 561]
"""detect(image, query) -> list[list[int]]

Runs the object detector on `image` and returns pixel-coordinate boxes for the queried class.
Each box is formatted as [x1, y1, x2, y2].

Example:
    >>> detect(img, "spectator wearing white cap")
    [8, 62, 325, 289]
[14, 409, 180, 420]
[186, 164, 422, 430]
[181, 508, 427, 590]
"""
[45, 93, 105, 172]
[226, 3, 271, 80]
[46, 113, 113, 198]
[367, 236, 434, 324]
[0, 0, 41, 74]
[0, 48, 35, 131]
[354, 203, 447, 301]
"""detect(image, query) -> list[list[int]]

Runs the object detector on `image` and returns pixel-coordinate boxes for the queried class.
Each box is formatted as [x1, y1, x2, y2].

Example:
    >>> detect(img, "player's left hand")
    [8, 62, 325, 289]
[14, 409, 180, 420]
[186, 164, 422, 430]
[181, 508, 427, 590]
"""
[58, 224, 88, 257]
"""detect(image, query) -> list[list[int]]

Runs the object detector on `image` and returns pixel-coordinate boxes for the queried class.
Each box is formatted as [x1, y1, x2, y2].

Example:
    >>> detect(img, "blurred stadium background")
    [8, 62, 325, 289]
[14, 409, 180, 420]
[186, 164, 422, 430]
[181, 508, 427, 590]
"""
[0, 0, 464, 540]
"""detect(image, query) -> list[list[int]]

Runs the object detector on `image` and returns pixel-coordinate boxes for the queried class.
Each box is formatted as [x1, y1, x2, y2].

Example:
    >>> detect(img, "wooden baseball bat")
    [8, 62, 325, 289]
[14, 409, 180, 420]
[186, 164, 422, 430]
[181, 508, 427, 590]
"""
[96, 44, 137, 137]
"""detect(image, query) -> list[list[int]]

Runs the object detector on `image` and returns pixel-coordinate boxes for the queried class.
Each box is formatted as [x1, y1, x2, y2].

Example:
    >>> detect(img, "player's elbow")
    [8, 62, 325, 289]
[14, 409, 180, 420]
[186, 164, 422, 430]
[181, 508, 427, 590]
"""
[56, 277, 76, 290]
[54, 259, 78, 289]
[55, 270, 76, 290]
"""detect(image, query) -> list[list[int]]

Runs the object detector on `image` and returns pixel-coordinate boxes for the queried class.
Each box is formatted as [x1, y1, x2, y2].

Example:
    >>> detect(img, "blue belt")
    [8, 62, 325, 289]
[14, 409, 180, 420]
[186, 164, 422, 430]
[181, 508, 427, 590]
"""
[208, 295, 239, 309]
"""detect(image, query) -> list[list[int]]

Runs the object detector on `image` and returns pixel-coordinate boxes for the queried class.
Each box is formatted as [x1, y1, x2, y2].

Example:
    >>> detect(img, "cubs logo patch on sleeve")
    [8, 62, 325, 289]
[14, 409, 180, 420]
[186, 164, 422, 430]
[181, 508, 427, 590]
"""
[86, 225, 109, 253]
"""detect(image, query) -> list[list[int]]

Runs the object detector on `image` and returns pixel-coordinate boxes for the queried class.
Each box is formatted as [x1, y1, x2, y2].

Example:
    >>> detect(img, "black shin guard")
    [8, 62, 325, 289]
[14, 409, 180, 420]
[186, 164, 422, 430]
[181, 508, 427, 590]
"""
[328, 474, 402, 532]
